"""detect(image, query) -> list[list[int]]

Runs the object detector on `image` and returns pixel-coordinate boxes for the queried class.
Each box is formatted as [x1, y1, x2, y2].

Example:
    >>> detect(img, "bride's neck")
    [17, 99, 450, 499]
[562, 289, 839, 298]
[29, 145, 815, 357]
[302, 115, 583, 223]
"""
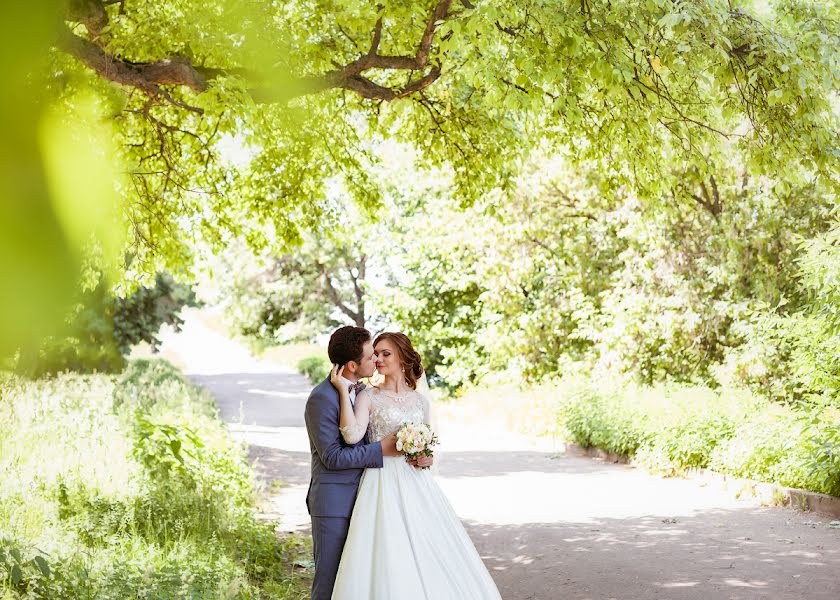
[380, 373, 408, 394]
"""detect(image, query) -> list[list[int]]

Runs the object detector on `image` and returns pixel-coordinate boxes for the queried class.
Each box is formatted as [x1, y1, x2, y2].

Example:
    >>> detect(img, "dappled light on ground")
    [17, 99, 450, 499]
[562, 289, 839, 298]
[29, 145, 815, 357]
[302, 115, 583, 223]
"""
[466, 510, 839, 599]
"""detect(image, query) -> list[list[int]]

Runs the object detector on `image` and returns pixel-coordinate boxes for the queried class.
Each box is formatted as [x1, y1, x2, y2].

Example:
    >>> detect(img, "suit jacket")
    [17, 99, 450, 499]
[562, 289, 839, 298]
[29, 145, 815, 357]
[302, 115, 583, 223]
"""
[304, 377, 384, 517]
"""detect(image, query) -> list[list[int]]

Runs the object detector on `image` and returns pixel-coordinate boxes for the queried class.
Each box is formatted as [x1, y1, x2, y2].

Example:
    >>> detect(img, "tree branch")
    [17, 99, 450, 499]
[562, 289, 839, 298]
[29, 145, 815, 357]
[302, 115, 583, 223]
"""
[68, 0, 109, 40]
[303, 0, 452, 101]
[319, 264, 362, 325]
[59, 28, 208, 106]
[62, 0, 454, 104]
[350, 255, 367, 327]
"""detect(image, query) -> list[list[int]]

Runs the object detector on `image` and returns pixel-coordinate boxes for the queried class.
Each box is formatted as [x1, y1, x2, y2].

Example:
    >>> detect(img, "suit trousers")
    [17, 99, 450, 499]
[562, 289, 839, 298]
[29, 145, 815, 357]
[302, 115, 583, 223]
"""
[311, 515, 351, 600]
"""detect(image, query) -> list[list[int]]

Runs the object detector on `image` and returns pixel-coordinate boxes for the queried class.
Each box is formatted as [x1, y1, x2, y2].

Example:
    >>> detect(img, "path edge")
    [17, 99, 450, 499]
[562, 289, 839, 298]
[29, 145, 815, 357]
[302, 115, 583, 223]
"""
[562, 442, 840, 520]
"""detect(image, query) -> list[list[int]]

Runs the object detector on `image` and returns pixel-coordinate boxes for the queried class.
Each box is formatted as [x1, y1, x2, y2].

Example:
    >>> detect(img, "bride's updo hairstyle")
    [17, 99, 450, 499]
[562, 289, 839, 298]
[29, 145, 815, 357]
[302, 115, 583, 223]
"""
[373, 332, 424, 389]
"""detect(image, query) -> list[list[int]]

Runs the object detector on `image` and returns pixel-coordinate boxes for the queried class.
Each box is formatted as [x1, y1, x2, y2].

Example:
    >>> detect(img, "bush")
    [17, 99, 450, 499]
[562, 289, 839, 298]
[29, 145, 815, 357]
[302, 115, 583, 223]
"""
[709, 405, 840, 496]
[0, 359, 309, 599]
[16, 274, 199, 377]
[558, 383, 651, 456]
[112, 358, 217, 417]
[297, 355, 331, 384]
[547, 377, 840, 495]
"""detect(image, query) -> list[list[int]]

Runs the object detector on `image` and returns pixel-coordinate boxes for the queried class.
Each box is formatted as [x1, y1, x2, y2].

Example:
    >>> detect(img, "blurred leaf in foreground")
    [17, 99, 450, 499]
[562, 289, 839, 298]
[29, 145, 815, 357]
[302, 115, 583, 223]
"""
[0, 2, 124, 357]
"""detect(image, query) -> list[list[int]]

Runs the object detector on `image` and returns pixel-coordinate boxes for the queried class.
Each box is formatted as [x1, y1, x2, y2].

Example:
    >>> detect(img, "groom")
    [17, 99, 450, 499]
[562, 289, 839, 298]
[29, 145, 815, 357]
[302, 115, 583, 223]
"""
[304, 326, 399, 600]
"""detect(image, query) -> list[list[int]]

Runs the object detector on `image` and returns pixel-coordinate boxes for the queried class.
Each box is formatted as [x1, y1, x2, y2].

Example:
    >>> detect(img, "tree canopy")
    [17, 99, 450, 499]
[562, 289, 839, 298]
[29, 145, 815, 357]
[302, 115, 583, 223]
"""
[60, 0, 840, 265]
[2, 0, 839, 354]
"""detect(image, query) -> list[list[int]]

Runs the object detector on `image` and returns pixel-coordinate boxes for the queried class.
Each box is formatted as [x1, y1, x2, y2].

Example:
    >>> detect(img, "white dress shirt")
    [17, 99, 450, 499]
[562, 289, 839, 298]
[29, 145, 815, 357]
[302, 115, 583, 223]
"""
[337, 374, 359, 404]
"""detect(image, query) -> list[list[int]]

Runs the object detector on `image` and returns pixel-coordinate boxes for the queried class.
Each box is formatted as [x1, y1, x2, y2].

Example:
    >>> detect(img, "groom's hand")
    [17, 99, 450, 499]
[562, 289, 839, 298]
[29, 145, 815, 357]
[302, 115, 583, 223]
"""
[408, 456, 433, 469]
[380, 434, 400, 457]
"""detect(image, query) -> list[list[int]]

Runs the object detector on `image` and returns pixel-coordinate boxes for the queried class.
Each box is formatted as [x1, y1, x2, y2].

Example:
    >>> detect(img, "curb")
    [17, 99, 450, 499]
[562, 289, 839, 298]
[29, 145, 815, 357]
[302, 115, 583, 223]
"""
[561, 442, 840, 520]
[562, 442, 631, 465]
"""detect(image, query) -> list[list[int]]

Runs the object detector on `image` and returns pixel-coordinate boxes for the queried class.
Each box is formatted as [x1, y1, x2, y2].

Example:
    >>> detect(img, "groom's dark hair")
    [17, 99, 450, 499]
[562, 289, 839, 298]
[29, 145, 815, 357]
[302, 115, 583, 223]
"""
[328, 326, 371, 366]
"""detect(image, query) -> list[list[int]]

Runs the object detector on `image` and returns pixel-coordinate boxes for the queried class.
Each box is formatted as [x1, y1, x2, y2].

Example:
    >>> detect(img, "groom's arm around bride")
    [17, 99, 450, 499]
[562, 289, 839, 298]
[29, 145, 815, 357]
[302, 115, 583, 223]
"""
[304, 376, 399, 514]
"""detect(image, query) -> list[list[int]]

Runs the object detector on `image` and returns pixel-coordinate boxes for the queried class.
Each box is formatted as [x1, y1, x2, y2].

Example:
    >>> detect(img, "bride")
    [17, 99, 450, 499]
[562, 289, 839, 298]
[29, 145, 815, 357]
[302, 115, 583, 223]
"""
[329, 331, 502, 600]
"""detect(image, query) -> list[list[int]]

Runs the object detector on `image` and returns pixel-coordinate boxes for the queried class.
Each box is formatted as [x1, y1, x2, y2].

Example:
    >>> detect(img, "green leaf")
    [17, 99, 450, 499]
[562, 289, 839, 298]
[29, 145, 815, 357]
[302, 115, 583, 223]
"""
[170, 438, 183, 461]
[32, 555, 50, 578]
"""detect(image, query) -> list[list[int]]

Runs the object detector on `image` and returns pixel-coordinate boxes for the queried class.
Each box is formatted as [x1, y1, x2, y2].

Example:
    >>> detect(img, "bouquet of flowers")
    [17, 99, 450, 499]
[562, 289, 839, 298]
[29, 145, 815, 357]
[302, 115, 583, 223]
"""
[395, 421, 438, 469]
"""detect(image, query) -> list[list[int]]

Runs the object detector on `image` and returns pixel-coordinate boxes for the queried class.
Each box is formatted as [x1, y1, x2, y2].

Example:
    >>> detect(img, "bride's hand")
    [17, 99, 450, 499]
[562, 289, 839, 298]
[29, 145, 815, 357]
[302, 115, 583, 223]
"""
[408, 455, 434, 469]
[330, 364, 347, 393]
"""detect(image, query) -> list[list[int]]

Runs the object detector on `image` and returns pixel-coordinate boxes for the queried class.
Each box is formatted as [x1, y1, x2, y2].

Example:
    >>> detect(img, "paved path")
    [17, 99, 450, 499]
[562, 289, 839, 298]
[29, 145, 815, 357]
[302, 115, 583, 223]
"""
[156, 310, 840, 600]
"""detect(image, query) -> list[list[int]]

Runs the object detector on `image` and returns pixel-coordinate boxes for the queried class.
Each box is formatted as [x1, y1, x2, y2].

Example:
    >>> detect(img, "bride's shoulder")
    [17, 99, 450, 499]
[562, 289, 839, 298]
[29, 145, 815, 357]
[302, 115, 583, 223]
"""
[362, 386, 383, 400]
[405, 388, 427, 406]
[366, 386, 424, 402]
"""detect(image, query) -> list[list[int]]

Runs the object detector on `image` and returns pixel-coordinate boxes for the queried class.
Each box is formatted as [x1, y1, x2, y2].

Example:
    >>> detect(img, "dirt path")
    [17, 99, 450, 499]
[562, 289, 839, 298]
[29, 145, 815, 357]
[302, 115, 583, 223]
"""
[156, 310, 840, 600]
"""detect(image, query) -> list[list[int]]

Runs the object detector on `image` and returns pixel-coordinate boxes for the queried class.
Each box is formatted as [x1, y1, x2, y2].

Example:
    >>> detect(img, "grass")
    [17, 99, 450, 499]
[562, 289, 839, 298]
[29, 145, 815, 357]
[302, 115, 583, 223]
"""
[0, 359, 311, 599]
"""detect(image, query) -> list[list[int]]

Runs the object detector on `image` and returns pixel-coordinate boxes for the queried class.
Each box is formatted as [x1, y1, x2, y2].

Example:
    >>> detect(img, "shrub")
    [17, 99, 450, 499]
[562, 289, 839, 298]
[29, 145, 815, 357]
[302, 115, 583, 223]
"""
[710, 405, 840, 496]
[546, 376, 840, 496]
[16, 274, 198, 377]
[558, 383, 651, 456]
[112, 358, 217, 417]
[0, 359, 309, 598]
[297, 355, 331, 384]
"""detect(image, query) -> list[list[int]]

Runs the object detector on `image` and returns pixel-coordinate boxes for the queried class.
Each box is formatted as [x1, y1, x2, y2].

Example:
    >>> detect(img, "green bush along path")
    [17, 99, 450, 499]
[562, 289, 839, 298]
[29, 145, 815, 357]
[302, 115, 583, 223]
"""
[156, 311, 840, 600]
[0, 358, 309, 598]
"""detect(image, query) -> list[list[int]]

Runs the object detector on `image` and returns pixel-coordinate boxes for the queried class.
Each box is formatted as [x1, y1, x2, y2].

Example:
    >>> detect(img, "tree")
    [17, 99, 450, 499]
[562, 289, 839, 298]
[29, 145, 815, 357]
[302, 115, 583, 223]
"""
[16, 273, 199, 377]
[216, 234, 372, 344]
[365, 147, 837, 390]
[54, 0, 839, 275]
[3, 0, 838, 355]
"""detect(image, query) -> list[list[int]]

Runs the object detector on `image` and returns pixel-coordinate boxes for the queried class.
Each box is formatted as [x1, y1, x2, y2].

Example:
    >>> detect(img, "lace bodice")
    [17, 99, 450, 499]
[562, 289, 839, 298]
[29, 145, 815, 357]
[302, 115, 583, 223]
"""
[367, 388, 428, 442]
[339, 387, 430, 444]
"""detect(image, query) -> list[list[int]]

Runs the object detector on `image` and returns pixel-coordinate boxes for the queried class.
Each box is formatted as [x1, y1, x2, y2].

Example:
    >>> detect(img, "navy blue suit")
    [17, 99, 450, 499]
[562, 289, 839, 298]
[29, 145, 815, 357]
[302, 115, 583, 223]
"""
[304, 378, 383, 600]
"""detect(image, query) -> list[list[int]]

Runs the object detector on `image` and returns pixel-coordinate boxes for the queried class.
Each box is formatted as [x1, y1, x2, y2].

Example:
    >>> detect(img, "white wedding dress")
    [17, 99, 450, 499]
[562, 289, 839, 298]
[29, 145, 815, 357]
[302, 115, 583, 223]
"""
[332, 387, 502, 600]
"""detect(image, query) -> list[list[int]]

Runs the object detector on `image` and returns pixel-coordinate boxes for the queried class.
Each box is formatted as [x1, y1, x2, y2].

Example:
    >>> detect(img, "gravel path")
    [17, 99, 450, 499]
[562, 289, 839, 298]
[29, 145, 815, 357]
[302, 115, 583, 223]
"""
[158, 311, 840, 600]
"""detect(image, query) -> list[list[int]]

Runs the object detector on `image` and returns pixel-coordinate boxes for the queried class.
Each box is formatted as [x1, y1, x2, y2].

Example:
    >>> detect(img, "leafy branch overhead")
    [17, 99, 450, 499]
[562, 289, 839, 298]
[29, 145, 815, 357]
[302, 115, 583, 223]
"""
[53, 0, 840, 275]
[63, 0, 458, 108]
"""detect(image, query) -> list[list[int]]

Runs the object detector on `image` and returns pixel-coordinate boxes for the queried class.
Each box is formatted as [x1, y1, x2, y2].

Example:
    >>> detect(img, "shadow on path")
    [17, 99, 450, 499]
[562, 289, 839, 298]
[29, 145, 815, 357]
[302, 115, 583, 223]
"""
[467, 509, 840, 600]
[190, 372, 309, 427]
[248, 447, 311, 487]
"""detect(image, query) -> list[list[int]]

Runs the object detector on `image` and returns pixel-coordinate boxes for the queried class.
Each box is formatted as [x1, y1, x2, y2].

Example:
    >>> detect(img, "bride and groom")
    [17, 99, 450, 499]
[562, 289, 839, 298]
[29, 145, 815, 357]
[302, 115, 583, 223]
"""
[304, 326, 502, 599]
